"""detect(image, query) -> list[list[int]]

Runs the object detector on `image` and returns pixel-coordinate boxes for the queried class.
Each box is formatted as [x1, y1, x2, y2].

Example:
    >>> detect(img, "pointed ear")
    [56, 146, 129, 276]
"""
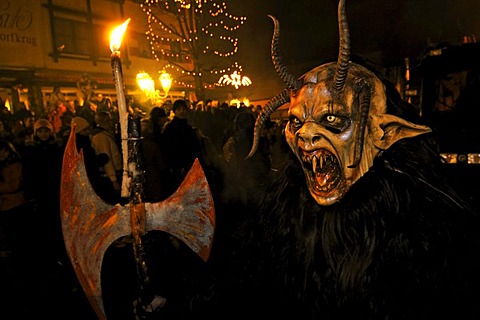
[370, 114, 432, 150]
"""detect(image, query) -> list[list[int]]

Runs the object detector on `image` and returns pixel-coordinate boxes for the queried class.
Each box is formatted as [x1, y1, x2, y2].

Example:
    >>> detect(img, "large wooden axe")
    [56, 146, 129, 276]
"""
[60, 127, 215, 320]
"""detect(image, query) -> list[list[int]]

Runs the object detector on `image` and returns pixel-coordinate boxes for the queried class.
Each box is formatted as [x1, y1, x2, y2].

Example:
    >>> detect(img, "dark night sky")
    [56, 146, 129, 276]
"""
[229, 0, 480, 101]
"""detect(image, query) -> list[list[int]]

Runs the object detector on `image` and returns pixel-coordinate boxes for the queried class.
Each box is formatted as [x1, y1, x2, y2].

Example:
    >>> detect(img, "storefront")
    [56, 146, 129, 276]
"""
[0, 0, 192, 118]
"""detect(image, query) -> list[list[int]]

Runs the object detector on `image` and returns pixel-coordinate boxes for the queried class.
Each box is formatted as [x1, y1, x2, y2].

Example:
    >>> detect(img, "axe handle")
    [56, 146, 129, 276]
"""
[127, 118, 151, 294]
[130, 203, 149, 285]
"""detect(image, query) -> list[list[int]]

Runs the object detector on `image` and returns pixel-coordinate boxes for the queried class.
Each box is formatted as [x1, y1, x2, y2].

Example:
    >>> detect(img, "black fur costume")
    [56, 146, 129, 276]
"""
[238, 141, 480, 319]
[218, 71, 480, 320]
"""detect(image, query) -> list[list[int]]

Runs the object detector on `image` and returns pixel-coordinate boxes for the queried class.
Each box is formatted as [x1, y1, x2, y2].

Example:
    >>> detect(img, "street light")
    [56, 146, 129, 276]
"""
[136, 70, 173, 103]
[136, 71, 155, 97]
[159, 71, 172, 97]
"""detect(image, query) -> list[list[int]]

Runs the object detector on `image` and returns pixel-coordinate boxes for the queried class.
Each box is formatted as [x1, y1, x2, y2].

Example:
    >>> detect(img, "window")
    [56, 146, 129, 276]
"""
[53, 18, 91, 56]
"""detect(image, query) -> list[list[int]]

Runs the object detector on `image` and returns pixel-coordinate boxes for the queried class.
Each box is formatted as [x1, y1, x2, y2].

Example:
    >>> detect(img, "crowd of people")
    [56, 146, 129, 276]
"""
[0, 91, 285, 319]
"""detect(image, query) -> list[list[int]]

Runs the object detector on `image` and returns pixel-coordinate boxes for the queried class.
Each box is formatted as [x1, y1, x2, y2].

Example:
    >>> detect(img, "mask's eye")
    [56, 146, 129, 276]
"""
[321, 114, 350, 134]
[326, 115, 336, 123]
[289, 116, 302, 131]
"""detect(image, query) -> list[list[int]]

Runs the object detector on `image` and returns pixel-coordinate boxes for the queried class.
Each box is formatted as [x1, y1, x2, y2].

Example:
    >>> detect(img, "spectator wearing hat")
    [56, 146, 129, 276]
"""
[71, 116, 90, 136]
[22, 118, 65, 266]
[32, 118, 54, 143]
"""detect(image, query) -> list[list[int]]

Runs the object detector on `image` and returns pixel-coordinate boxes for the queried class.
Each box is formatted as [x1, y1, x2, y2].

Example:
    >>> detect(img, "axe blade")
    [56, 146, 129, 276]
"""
[60, 129, 130, 320]
[145, 158, 216, 262]
[60, 129, 216, 320]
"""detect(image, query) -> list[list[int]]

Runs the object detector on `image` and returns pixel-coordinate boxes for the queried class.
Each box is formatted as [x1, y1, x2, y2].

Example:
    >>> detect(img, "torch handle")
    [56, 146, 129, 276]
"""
[111, 52, 130, 198]
[127, 117, 152, 297]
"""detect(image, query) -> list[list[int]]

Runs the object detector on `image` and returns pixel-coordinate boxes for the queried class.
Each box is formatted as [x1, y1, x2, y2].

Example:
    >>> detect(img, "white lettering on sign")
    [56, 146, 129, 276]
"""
[0, 0, 36, 47]
[0, 32, 36, 45]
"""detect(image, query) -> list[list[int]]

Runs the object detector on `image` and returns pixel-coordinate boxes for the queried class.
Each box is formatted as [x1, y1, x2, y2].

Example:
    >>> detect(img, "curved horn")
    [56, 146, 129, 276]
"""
[333, 0, 350, 93]
[268, 15, 302, 90]
[348, 80, 372, 168]
[246, 89, 290, 159]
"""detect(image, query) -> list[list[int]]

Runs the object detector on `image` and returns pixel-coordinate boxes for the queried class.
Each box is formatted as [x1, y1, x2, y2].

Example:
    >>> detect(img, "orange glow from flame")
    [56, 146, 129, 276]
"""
[109, 18, 131, 52]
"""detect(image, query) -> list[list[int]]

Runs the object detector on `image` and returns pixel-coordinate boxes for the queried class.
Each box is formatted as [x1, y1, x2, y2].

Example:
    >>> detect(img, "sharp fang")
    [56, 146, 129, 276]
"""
[312, 155, 318, 173]
[320, 154, 324, 169]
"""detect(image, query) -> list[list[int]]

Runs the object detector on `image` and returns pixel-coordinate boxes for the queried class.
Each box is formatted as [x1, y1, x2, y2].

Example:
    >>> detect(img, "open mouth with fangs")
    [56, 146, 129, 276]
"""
[301, 149, 341, 195]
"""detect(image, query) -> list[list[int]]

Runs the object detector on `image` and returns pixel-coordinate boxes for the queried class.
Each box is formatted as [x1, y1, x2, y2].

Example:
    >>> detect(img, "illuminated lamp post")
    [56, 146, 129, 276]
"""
[159, 71, 172, 98]
[136, 71, 155, 99]
[136, 71, 172, 104]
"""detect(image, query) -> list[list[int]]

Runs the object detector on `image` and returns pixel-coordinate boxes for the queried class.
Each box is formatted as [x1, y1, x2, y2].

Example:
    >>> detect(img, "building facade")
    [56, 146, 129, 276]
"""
[0, 0, 190, 117]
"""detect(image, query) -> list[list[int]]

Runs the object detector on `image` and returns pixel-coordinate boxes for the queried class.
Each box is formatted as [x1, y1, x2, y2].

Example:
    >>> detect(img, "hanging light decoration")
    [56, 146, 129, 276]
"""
[217, 70, 252, 89]
[140, 0, 247, 91]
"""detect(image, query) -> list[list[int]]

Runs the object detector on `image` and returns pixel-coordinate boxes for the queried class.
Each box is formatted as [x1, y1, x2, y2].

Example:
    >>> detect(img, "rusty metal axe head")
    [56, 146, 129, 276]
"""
[60, 128, 215, 319]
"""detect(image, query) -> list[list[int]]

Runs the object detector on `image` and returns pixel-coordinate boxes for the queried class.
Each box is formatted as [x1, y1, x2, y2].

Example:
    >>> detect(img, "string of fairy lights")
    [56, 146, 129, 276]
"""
[140, 0, 251, 90]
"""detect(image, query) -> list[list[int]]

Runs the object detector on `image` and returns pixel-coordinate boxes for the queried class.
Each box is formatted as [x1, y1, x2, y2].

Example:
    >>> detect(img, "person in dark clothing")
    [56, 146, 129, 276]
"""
[0, 139, 28, 260]
[22, 119, 65, 265]
[149, 106, 169, 146]
[140, 118, 171, 202]
[160, 99, 201, 194]
[0, 139, 45, 319]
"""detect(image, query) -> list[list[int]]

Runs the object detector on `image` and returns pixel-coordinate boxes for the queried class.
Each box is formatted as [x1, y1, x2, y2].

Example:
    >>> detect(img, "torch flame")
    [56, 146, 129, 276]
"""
[110, 18, 131, 52]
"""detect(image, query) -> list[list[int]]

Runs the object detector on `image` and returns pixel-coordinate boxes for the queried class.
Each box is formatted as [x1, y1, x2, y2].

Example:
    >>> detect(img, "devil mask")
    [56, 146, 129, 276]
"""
[248, 0, 431, 206]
